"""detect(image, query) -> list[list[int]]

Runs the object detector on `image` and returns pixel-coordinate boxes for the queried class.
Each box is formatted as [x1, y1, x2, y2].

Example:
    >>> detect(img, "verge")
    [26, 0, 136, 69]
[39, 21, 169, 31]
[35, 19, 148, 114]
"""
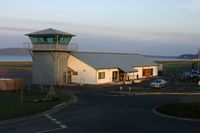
[0, 95, 77, 125]
[153, 105, 200, 122]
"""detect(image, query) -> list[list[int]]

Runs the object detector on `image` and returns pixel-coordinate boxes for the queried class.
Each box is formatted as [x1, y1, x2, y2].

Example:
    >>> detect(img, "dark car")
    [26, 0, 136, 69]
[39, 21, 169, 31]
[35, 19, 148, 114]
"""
[189, 71, 200, 82]
[178, 72, 191, 82]
[178, 71, 200, 82]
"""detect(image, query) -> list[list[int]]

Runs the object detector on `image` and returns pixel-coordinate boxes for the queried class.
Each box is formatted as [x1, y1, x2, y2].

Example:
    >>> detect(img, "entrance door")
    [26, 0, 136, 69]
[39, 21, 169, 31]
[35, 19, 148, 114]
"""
[67, 71, 71, 84]
[63, 72, 67, 84]
[143, 68, 153, 78]
[112, 71, 118, 81]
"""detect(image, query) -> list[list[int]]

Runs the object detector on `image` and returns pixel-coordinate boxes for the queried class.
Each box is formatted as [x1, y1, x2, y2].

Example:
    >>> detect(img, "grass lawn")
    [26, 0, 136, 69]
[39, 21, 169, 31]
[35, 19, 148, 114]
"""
[156, 102, 200, 119]
[156, 61, 194, 76]
[0, 89, 71, 121]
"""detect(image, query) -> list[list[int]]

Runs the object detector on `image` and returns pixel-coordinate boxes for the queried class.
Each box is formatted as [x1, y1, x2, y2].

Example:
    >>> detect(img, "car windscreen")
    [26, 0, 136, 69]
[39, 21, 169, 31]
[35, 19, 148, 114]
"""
[154, 80, 162, 83]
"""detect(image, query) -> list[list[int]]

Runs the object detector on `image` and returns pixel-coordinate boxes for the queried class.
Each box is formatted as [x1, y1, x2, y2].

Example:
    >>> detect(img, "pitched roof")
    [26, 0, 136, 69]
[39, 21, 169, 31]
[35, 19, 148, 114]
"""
[26, 28, 75, 36]
[72, 52, 158, 72]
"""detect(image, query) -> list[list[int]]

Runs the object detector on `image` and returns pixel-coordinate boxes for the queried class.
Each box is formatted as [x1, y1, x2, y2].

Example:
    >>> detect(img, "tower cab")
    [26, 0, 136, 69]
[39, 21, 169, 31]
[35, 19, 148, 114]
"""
[26, 28, 76, 86]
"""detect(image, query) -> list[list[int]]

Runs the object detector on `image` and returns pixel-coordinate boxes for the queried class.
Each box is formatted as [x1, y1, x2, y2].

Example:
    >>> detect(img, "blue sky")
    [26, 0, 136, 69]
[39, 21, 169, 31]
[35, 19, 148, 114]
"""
[0, 0, 200, 56]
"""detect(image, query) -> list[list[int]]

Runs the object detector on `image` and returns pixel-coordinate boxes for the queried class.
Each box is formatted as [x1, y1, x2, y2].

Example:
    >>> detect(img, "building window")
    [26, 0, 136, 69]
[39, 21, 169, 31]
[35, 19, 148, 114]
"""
[72, 71, 78, 75]
[98, 72, 105, 79]
[112, 71, 118, 81]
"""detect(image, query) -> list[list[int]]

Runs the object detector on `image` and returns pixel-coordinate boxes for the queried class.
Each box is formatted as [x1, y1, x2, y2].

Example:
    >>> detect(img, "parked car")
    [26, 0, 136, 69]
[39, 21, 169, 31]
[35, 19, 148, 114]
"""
[150, 79, 167, 88]
[178, 72, 191, 82]
[180, 71, 200, 82]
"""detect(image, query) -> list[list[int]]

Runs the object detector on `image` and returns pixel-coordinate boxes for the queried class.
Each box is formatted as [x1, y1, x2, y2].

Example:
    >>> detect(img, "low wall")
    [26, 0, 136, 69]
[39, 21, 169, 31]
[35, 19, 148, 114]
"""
[0, 78, 23, 91]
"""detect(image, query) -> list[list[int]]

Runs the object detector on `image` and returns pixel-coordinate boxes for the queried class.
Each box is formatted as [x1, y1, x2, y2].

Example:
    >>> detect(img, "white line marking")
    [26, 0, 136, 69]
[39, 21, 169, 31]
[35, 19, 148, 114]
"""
[50, 118, 57, 121]
[39, 114, 67, 133]
[36, 127, 64, 133]
[43, 114, 49, 117]
[46, 116, 52, 119]
[60, 125, 67, 128]
[54, 121, 62, 124]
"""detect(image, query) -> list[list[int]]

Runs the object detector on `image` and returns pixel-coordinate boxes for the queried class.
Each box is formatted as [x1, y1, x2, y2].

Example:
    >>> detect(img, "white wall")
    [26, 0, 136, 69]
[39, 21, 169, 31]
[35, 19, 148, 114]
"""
[32, 52, 69, 85]
[96, 68, 119, 84]
[68, 55, 96, 84]
[127, 72, 135, 80]
[32, 52, 56, 85]
[55, 52, 69, 86]
[133, 66, 158, 79]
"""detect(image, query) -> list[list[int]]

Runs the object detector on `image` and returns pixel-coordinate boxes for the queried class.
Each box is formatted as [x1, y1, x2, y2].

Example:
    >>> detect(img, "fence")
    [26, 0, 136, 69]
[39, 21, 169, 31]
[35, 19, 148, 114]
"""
[0, 70, 32, 86]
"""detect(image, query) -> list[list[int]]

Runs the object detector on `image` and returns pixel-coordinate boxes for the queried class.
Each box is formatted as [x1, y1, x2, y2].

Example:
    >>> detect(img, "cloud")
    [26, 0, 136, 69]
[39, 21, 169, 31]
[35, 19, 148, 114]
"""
[179, 0, 200, 12]
[0, 19, 200, 56]
[1, 18, 200, 48]
[0, 27, 31, 32]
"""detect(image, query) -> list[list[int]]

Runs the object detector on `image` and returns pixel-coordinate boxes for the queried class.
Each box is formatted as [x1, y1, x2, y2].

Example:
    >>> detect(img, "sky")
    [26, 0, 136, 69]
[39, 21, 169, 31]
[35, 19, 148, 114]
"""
[0, 0, 200, 56]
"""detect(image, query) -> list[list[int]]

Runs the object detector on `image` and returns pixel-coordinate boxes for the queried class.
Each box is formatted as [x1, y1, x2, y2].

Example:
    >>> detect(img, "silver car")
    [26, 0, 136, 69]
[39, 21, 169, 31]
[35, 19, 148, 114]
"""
[150, 79, 167, 88]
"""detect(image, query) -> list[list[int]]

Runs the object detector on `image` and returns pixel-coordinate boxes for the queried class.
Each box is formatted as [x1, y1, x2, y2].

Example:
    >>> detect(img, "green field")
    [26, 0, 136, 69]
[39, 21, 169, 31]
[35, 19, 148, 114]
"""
[0, 62, 32, 70]
[0, 89, 71, 121]
[156, 61, 194, 76]
[0, 62, 32, 68]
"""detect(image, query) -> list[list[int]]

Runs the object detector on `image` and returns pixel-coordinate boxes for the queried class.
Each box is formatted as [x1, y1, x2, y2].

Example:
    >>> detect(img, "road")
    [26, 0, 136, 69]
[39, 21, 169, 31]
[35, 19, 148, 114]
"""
[0, 87, 200, 133]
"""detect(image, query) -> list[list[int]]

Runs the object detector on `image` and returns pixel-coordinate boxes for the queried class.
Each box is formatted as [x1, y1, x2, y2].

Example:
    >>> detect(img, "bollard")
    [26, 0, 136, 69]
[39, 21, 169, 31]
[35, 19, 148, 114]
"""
[40, 84, 43, 94]
[120, 86, 123, 91]
[128, 86, 132, 92]
[20, 86, 24, 103]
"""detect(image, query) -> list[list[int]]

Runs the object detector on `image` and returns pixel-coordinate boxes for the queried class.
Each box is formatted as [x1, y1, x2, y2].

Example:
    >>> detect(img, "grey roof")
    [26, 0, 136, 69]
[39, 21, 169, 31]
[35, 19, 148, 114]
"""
[26, 28, 75, 36]
[72, 52, 158, 72]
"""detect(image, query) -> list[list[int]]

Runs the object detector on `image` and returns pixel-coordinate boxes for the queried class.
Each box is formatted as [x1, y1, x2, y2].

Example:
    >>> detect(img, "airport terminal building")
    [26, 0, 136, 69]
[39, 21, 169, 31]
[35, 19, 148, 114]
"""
[26, 28, 158, 85]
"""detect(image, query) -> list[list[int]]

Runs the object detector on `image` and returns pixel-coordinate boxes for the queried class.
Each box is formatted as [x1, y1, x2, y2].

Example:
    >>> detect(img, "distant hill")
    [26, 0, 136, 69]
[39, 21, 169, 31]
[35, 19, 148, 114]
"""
[0, 48, 197, 60]
[0, 48, 29, 55]
[144, 55, 178, 58]
[179, 54, 197, 59]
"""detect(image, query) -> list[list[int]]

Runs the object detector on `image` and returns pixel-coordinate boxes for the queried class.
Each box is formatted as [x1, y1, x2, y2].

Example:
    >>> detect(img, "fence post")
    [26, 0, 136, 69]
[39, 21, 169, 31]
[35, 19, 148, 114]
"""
[21, 74, 24, 103]
[28, 83, 30, 94]
[21, 86, 24, 103]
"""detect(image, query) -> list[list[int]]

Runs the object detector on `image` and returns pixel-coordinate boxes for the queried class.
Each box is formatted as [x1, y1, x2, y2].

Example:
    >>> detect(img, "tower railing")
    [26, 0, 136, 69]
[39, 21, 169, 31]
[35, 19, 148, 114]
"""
[23, 43, 78, 51]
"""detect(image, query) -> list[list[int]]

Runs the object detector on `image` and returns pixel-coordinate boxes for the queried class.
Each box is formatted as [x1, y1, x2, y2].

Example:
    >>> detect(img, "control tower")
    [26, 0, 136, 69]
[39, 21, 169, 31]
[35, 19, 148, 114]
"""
[26, 28, 76, 85]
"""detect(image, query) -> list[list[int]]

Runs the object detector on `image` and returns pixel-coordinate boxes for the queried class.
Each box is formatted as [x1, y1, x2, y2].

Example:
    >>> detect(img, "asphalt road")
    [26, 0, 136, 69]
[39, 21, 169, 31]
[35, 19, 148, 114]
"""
[1, 87, 200, 133]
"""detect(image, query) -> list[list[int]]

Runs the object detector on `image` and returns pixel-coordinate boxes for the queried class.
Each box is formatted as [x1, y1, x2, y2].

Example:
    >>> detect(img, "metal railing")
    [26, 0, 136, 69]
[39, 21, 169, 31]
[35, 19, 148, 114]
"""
[23, 43, 78, 51]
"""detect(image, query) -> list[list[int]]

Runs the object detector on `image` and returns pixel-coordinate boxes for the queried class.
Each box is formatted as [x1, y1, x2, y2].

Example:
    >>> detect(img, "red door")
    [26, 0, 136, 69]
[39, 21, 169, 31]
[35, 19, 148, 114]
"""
[143, 68, 153, 78]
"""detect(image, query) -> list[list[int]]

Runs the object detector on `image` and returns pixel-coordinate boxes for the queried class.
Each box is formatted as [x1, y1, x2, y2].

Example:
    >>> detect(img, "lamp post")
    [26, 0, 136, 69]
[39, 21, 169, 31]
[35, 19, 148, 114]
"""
[198, 49, 200, 73]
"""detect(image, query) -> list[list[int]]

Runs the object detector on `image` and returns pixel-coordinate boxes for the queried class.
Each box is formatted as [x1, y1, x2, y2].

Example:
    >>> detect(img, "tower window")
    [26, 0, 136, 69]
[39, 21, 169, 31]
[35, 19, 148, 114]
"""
[37, 37, 45, 43]
[47, 37, 54, 43]
[59, 36, 71, 44]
